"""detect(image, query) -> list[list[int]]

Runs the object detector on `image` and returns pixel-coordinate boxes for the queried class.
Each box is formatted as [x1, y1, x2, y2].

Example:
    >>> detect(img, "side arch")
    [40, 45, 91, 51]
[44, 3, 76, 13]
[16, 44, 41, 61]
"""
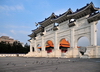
[75, 34, 91, 47]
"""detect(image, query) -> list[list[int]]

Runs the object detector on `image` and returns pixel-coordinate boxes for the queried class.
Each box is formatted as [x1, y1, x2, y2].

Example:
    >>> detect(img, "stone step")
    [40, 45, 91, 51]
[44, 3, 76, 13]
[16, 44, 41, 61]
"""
[80, 55, 89, 58]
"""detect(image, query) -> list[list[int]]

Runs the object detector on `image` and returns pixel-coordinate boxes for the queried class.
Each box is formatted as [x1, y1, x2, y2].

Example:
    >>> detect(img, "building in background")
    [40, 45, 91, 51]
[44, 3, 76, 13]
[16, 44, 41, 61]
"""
[0, 36, 23, 46]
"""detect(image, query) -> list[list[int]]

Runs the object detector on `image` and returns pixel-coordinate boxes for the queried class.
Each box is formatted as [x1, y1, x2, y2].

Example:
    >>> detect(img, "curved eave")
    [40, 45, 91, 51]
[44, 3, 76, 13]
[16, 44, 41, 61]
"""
[67, 3, 100, 19]
[32, 29, 36, 32]
[38, 13, 57, 26]
[52, 9, 73, 23]
[32, 26, 44, 34]
[87, 13, 100, 23]
[28, 34, 33, 37]
[34, 28, 40, 34]
[28, 35, 31, 37]
[28, 32, 36, 37]
[28, 39, 31, 42]
[38, 18, 50, 25]
[41, 20, 54, 27]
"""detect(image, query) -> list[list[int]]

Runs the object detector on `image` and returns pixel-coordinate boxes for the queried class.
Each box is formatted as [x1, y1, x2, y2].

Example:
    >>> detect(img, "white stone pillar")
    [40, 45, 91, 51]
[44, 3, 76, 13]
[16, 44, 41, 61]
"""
[54, 31, 58, 50]
[30, 43, 33, 52]
[91, 22, 97, 46]
[54, 31, 60, 57]
[41, 36, 47, 57]
[70, 28, 79, 58]
[42, 36, 45, 51]
[70, 28, 75, 48]
[69, 28, 75, 57]
[34, 40, 37, 52]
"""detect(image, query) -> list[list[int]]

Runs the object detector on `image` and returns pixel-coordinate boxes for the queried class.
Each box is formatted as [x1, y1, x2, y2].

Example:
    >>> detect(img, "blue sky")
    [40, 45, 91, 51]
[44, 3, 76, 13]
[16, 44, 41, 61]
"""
[0, 0, 100, 46]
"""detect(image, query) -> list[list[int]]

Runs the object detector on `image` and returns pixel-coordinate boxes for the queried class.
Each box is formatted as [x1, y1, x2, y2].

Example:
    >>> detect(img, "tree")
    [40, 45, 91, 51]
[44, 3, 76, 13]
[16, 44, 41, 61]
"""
[24, 43, 30, 53]
[0, 41, 30, 54]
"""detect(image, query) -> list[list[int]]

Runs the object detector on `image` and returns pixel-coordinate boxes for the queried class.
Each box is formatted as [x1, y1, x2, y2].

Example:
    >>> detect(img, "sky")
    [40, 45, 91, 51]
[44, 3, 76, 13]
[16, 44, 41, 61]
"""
[0, 0, 100, 46]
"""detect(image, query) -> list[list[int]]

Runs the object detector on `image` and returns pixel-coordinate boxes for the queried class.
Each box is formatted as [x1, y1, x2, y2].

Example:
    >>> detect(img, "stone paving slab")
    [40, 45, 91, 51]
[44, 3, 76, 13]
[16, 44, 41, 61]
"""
[0, 57, 100, 72]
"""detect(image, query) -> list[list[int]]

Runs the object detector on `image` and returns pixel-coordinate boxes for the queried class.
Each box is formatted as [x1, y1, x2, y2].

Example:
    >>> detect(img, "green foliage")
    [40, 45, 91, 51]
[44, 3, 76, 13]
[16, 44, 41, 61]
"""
[0, 41, 30, 54]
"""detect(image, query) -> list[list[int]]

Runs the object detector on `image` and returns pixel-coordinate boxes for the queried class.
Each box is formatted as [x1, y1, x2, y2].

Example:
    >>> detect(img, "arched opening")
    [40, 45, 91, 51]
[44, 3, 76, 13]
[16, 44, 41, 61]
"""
[45, 40, 54, 53]
[59, 38, 70, 56]
[77, 37, 90, 55]
[37, 44, 42, 52]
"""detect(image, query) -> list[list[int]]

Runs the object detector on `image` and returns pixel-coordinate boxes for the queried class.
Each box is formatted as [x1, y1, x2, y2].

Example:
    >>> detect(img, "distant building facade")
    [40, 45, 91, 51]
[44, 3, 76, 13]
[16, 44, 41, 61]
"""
[0, 36, 15, 44]
[0, 36, 23, 45]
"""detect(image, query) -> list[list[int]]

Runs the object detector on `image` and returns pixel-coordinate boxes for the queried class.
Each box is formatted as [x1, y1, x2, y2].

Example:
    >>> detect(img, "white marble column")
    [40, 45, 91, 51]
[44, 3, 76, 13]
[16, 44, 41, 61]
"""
[41, 35, 47, 57]
[54, 31, 58, 50]
[42, 36, 45, 51]
[70, 28, 75, 57]
[34, 40, 37, 52]
[30, 43, 33, 52]
[70, 28, 75, 48]
[91, 22, 97, 46]
[70, 28, 79, 58]
[54, 31, 61, 57]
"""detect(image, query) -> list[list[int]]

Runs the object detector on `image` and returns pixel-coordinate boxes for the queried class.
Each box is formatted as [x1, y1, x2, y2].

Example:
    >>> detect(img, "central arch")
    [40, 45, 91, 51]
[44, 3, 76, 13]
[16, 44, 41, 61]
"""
[59, 38, 70, 57]
[45, 40, 54, 53]
[75, 34, 90, 47]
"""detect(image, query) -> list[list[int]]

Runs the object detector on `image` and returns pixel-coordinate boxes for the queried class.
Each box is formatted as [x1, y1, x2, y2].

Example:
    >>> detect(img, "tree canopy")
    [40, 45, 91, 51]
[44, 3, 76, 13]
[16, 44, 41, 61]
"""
[0, 41, 30, 54]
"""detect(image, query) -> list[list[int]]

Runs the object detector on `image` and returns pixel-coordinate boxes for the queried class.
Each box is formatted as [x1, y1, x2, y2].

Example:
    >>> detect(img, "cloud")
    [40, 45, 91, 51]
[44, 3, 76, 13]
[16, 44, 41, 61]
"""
[5, 25, 32, 29]
[0, 5, 24, 11]
[19, 30, 29, 34]
[10, 29, 29, 35]
[10, 30, 16, 34]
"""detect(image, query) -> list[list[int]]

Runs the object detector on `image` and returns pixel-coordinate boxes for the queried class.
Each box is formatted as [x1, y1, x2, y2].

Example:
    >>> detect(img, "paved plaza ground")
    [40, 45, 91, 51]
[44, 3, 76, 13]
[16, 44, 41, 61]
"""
[0, 57, 100, 72]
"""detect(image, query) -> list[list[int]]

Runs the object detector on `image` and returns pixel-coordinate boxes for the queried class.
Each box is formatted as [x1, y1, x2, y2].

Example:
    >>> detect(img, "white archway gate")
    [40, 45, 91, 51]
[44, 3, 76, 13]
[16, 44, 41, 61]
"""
[26, 2, 100, 58]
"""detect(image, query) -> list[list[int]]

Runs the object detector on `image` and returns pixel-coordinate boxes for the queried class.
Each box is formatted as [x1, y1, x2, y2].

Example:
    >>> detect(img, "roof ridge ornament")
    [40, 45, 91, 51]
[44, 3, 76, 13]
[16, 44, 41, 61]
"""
[68, 8, 73, 13]
[52, 12, 55, 15]
[35, 22, 39, 27]
[90, 2, 93, 4]
[68, 8, 71, 10]
[50, 12, 57, 19]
